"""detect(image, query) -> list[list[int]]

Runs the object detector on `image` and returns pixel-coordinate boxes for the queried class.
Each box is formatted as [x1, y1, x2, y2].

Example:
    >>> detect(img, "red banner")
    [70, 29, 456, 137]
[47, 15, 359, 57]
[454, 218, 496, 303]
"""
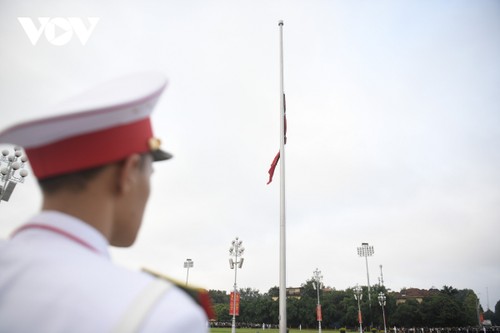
[229, 292, 240, 316]
[358, 310, 363, 324]
[316, 304, 322, 321]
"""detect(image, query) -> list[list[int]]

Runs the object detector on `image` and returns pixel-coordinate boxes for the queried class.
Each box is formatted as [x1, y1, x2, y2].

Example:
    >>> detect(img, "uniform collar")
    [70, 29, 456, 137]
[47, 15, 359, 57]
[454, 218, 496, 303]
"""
[14, 210, 111, 259]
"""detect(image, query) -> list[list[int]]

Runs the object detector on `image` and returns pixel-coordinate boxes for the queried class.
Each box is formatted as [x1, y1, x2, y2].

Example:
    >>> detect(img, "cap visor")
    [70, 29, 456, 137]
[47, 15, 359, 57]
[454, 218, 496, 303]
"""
[152, 149, 173, 161]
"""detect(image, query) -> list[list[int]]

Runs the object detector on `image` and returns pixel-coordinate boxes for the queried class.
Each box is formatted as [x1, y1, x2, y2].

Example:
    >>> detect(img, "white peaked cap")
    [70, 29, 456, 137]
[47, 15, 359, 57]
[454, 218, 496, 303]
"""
[0, 71, 172, 179]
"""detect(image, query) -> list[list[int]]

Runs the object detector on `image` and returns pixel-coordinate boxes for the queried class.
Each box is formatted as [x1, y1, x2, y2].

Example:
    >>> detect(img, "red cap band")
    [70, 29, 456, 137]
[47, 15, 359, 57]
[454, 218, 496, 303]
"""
[26, 118, 153, 179]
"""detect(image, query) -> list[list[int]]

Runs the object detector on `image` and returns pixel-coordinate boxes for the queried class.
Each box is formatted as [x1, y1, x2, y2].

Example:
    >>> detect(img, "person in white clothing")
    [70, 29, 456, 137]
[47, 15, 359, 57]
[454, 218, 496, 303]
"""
[0, 72, 211, 333]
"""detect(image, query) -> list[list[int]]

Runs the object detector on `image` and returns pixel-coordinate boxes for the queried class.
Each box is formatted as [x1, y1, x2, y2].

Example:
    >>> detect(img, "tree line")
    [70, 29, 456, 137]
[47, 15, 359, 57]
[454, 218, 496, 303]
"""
[208, 281, 500, 329]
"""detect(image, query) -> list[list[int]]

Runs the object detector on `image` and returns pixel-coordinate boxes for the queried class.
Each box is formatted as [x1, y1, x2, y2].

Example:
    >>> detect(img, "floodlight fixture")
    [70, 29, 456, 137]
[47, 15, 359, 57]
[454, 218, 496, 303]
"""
[357, 242, 375, 317]
[0, 147, 29, 203]
[183, 258, 194, 285]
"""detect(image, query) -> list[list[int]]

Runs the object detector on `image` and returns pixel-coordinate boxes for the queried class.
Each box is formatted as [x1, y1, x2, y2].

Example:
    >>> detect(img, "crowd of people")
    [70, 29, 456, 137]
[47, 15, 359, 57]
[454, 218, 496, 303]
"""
[208, 322, 500, 333]
[392, 327, 500, 333]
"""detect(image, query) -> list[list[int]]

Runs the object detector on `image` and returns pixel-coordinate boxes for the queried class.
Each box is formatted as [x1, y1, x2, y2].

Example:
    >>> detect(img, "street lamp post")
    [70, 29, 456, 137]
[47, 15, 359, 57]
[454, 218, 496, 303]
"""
[354, 284, 363, 333]
[0, 147, 29, 203]
[184, 258, 193, 285]
[357, 242, 374, 326]
[378, 292, 387, 333]
[229, 237, 244, 333]
[312, 268, 323, 333]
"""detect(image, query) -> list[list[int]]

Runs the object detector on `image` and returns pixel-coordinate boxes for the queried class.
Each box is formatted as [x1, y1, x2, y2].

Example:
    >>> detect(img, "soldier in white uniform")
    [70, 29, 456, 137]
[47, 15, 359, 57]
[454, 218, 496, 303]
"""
[0, 72, 210, 333]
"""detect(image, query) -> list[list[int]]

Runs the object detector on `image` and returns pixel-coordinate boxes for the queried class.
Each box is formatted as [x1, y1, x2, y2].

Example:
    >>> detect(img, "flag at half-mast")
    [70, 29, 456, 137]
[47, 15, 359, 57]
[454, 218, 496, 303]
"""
[267, 93, 287, 185]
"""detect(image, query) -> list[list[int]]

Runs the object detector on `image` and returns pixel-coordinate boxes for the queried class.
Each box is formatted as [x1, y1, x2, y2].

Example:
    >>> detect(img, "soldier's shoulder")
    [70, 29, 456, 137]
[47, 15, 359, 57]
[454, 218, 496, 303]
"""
[142, 267, 215, 320]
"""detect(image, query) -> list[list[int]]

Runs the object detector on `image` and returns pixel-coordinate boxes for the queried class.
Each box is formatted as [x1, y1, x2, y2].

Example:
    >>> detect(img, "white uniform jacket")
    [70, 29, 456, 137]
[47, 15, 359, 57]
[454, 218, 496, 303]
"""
[0, 211, 208, 333]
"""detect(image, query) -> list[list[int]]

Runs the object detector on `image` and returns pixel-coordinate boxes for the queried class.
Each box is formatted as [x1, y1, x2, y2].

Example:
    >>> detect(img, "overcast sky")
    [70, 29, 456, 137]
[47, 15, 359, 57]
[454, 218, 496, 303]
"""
[1, 0, 499, 312]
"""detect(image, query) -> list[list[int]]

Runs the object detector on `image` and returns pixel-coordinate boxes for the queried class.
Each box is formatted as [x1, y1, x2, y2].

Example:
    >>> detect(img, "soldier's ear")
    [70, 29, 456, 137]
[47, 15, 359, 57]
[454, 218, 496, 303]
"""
[115, 154, 142, 195]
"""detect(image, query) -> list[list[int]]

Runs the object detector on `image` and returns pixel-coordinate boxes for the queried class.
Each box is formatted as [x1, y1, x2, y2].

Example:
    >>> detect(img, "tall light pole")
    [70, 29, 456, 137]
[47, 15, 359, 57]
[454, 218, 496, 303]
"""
[354, 284, 363, 333]
[229, 237, 244, 333]
[378, 292, 387, 333]
[379, 265, 384, 287]
[357, 242, 374, 326]
[184, 258, 193, 285]
[312, 268, 323, 333]
[0, 147, 29, 203]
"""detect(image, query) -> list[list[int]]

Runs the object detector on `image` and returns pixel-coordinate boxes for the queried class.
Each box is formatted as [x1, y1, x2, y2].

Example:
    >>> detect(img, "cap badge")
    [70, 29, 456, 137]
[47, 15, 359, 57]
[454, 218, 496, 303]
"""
[148, 137, 162, 151]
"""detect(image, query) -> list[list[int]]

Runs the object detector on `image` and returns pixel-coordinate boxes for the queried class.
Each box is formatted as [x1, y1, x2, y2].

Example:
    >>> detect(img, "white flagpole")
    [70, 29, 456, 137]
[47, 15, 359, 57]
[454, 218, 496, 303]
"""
[278, 19, 287, 333]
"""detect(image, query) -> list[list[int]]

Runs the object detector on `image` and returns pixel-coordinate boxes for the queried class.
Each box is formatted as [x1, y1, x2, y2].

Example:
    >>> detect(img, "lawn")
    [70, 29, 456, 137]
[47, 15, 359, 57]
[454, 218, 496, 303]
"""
[210, 329, 345, 333]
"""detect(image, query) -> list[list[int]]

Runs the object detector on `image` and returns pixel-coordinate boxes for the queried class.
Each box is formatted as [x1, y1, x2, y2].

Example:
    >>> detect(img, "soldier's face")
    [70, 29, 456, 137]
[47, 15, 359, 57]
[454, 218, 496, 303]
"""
[132, 154, 153, 231]
[112, 154, 153, 247]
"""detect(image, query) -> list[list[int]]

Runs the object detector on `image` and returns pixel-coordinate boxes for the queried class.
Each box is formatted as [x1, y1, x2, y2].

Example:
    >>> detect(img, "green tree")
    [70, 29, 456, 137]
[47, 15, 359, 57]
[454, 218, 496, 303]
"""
[460, 289, 480, 326]
[298, 280, 317, 328]
[209, 289, 228, 304]
[441, 285, 459, 296]
[392, 299, 422, 327]
[256, 296, 275, 324]
[421, 290, 463, 327]
[209, 289, 230, 321]
[322, 289, 341, 329]
[214, 303, 231, 322]
[238, 287, 261, 323]
[343, 287, 364, 328]
[207, 283, 489, 327]
[484, 309, 495, 324]
[494, 300, 500, 325]
[330, 289, 352, 328]
[287, 297, 302, 328]
[264, 287, 279, 325]
[267, 286, 279, 298]
[384, 292, 398, 327]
